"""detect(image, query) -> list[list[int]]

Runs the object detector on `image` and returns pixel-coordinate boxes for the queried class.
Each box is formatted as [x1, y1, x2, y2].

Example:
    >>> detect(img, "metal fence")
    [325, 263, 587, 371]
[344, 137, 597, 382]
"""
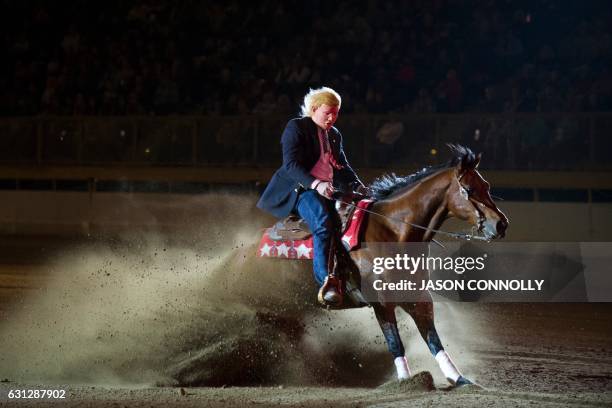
[0, 113, 610, 170]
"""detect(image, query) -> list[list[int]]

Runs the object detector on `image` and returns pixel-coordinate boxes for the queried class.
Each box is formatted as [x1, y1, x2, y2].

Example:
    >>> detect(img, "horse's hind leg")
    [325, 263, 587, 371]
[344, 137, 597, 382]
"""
[372, 303, 411, 379]
[399, 300, 472, 386]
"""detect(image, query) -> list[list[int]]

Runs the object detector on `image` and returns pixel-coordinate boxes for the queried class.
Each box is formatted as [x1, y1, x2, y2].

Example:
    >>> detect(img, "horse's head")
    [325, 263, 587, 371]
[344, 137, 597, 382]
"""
[446, 145, 509, 239]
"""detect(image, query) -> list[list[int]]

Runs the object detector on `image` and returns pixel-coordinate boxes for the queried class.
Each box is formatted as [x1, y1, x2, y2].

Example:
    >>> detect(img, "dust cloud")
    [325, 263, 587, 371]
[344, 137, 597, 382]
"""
[0, 192, 484, 388]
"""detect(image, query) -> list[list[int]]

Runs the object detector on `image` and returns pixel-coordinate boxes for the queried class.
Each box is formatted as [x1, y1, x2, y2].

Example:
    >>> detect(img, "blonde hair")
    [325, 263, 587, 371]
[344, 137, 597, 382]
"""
[300, 87, 341, 117]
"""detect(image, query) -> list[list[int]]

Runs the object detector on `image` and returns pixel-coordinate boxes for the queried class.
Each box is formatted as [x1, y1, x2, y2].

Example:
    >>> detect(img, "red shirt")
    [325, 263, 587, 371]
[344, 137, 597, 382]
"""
[309, 128, 333, 182]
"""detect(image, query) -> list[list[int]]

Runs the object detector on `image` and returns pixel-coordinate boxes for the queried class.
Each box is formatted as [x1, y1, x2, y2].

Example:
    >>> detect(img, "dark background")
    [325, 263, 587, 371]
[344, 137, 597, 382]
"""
[0, 2, 611, 403]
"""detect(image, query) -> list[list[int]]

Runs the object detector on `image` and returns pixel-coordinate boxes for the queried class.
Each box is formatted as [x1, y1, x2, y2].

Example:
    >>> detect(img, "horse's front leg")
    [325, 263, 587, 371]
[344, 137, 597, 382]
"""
[373, 303, 411, 380]
[399, 298, 473, 386]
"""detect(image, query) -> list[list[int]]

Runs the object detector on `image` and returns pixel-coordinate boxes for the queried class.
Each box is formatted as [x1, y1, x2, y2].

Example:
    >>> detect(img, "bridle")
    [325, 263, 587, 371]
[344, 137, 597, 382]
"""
[457, 170, 484, 234]
[336, 199, 491, 247]
[457, 168, 499, 238]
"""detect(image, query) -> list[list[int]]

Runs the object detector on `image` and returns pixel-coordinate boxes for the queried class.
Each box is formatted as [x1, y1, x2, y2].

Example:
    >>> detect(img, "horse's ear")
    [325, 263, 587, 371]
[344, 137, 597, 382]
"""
[474, 153, 482, 169]
[460, 151, 473, 171]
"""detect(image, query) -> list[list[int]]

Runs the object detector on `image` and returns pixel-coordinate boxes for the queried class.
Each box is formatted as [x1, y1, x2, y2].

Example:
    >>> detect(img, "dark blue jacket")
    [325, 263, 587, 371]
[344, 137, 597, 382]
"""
[257, 116, 361, 218]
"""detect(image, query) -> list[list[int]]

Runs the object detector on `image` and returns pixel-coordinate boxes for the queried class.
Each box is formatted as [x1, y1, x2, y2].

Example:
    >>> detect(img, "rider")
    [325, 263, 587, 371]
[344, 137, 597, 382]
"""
[257, 87, 367, 306]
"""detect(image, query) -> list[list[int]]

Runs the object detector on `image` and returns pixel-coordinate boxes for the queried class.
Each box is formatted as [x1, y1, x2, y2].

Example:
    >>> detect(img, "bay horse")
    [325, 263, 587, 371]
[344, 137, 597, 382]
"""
[215, 145, 508, 387]
[348, 144, 509, 385]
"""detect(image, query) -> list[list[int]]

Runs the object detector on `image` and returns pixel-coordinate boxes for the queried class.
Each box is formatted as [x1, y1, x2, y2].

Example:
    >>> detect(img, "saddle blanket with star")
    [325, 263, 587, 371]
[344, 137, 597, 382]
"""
[258, 199, 374, 259]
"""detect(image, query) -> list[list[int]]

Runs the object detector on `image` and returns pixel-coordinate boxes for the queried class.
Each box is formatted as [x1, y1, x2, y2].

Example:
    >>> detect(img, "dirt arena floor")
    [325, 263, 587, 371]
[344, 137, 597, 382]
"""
[0, 233, 611, 407]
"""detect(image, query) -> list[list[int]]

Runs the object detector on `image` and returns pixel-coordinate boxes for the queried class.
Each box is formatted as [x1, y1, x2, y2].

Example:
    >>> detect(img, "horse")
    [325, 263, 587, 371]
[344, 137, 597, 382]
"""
[207, 144, 508, 387]
[348, 144, 508, 385]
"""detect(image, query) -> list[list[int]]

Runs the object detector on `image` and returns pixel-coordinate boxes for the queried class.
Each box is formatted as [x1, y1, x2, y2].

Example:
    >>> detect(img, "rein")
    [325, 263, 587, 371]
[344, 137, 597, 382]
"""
[335, 197, 491, 245]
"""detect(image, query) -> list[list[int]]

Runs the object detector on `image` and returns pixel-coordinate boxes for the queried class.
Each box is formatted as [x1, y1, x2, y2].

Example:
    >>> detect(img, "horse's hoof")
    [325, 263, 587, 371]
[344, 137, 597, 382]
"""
[455, 376, 472, 386]
[379, 371, 435, 392]
[452, 376, 484, 392]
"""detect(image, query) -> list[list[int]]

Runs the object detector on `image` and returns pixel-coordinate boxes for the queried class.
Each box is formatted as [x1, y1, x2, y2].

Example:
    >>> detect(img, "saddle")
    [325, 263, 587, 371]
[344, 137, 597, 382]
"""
[268, 216, 311, 241]
[268, 191, 365, 243]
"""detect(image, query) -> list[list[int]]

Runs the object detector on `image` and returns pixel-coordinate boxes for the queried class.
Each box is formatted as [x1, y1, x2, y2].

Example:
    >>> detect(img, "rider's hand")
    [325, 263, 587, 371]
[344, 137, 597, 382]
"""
[355, 183, 372, 196]
[312, 180, 333, 199]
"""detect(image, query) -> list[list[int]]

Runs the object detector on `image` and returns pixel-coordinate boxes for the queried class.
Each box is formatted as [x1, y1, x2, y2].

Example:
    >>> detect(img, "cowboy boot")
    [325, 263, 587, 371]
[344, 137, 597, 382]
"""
[317, 275, 342, 306]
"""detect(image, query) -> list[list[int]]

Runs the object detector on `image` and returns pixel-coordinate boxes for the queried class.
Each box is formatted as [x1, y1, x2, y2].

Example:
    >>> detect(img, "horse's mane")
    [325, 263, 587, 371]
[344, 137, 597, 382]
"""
[369, 144, 477, 200]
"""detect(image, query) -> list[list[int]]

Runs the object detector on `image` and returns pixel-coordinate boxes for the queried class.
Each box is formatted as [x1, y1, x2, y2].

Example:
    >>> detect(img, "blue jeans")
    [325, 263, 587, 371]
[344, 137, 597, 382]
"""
[295, 190, 333, 287]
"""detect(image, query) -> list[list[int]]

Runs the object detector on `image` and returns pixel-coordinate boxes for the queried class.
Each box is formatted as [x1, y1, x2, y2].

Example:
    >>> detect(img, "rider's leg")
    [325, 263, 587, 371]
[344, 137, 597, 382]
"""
[373, 304, 410, 379]
[295, 190, 332, 286]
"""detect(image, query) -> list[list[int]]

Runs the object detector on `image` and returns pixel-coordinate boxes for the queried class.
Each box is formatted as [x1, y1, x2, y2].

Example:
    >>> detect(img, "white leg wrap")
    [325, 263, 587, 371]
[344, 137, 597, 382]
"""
[435, 350, 461, 383]
[394, 356, 411, 380]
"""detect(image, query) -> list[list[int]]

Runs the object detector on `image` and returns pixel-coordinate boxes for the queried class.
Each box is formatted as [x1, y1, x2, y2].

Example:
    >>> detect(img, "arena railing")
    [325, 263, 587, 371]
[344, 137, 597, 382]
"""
[0, 113, 610, 171]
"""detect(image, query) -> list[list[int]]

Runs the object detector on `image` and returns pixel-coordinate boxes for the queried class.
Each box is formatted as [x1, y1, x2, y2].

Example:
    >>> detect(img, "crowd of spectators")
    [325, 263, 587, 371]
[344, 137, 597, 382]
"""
[2, 0, 612, 116]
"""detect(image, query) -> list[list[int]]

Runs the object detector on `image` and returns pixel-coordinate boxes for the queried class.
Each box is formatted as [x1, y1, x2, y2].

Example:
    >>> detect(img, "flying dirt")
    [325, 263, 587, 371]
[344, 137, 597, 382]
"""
[0, 193, 611, 407]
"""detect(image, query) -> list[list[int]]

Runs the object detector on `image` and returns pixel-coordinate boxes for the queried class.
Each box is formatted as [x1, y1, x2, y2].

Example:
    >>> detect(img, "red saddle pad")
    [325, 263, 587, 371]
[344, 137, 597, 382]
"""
[257, 199, 374, 259]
